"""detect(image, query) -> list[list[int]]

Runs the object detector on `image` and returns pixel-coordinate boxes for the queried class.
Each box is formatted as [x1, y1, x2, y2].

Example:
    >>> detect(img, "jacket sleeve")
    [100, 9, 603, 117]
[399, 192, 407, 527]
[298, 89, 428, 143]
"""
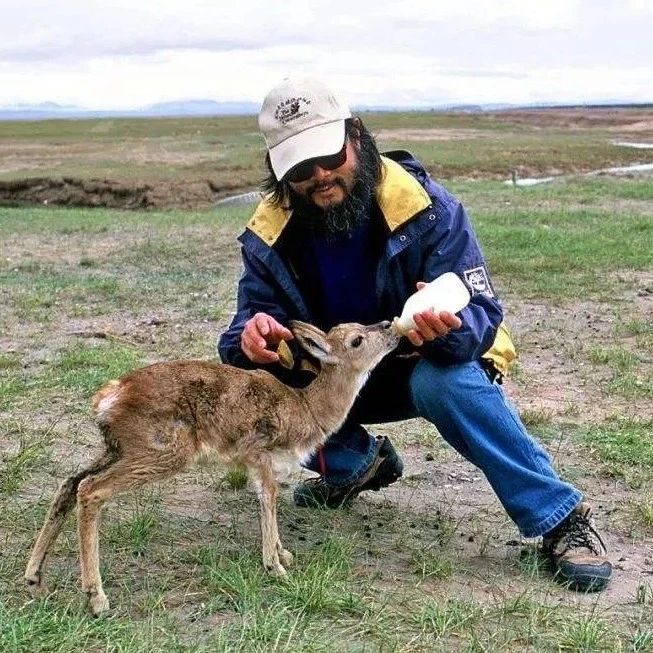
[419, 199, 503, 365]
[217, 245, 291, 369]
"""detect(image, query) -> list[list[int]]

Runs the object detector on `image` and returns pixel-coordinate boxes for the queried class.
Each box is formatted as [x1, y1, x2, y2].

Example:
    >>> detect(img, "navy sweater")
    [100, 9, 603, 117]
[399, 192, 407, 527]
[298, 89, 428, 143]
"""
[283, 214, 385, 330]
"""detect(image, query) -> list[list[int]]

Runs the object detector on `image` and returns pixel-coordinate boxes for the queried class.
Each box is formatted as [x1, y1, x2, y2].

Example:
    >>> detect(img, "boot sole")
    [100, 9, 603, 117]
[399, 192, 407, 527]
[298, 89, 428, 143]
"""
[554, 561, 612, 592]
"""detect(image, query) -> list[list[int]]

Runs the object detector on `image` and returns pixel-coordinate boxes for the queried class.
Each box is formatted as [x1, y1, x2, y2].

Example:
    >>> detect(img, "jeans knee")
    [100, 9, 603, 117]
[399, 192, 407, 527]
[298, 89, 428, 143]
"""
[409, 359, 469, 418]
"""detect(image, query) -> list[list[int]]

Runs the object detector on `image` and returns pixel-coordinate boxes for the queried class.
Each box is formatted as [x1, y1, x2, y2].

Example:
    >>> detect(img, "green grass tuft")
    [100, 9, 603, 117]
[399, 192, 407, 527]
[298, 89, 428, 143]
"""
[222, 464, 249, 490]
[49, 341, 143, 395]
[415, 598, 482, 639]
[555, 614, 614, 652]
[583, 417, 653, 469]
[0, 601, 192, 653]
[410, 544, 455, 581]
[0, 424, 54, 495]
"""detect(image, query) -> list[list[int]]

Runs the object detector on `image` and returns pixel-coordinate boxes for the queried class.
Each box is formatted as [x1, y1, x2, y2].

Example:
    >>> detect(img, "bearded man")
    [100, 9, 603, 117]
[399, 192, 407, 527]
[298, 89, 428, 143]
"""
[218, 76, 612, 592]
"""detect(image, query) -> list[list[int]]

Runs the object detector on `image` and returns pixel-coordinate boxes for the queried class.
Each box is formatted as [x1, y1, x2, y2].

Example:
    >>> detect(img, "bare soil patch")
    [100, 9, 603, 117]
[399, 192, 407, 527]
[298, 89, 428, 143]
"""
[494, 108, 653, 131]
[375, 128, 490, 141]
[504, 293, 653, 422]
[0, 176, 247, 210]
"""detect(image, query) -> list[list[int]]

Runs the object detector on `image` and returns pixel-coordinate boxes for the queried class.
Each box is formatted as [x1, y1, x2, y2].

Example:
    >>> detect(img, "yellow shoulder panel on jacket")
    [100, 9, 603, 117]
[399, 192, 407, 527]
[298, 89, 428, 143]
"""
[376, 157, 431, 231]
[246, 198, 292, 246]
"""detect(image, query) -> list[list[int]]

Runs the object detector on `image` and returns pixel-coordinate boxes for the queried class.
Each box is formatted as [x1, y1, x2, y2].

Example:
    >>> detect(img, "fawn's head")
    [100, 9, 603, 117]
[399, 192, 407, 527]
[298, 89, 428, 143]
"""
[290, 320, 399, 377]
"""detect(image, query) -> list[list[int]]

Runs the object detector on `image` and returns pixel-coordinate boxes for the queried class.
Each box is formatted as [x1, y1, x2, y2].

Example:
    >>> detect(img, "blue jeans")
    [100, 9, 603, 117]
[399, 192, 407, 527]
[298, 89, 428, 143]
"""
[303, 356, 581, 538]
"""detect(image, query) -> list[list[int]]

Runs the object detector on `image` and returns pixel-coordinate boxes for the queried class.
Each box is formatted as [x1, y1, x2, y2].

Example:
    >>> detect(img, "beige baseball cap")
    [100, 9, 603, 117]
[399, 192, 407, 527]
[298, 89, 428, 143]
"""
[258, 76, 352, 180]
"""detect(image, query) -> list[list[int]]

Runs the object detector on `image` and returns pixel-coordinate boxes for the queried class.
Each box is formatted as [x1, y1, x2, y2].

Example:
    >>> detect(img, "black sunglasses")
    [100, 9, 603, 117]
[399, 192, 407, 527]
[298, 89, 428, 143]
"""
[284, 141, 348, 183]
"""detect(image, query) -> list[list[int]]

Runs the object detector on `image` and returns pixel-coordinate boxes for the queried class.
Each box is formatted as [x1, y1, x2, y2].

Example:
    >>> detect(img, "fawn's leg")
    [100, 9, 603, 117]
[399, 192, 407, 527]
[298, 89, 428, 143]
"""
[77, 451, 188, 616]
[268, 476, 293, 569]
[253, 458, 292, 574]
[25, 452, 116, 595]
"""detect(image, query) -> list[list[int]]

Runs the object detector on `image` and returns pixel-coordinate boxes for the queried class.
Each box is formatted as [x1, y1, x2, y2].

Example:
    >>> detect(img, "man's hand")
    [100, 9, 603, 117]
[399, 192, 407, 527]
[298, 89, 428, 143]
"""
[241, 312, 293, 364]
[405, 281, 463, 347]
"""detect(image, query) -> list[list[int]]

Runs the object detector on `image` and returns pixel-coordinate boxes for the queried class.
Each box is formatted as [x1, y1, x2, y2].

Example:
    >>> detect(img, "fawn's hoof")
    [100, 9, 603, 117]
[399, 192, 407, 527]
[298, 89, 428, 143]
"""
[264, 558, 288, 576]
[278, 548, 294, 568]
[25, 574, 49, 599]
[87, 591, 110, 617]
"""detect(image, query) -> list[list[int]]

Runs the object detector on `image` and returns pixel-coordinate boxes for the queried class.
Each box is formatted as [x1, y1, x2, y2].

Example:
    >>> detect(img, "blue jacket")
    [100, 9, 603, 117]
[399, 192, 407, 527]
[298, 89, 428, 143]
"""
[218, 151, 515, 377]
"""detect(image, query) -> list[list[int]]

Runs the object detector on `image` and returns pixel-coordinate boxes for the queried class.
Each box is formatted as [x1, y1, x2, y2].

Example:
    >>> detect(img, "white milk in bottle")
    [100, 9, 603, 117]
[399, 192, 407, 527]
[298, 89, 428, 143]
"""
[391, 272, 471, 335]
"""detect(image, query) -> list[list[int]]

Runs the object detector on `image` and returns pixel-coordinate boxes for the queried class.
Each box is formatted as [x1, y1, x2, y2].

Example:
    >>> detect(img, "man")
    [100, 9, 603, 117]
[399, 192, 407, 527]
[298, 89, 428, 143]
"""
[218, 76, 612, 592]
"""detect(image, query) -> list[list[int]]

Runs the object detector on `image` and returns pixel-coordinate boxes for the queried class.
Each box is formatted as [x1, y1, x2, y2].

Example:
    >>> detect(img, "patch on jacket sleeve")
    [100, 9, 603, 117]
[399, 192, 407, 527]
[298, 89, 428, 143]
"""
[463, 266, 495, 298]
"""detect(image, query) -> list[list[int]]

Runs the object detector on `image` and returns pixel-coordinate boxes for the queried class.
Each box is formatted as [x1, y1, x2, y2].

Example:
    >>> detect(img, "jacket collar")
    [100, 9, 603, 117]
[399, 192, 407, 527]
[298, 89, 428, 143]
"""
[247, 155, 431, 246]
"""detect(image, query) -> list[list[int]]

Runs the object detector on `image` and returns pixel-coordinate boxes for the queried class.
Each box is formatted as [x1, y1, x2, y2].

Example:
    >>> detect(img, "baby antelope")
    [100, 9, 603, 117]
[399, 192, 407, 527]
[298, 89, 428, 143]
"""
[25, 320, 399, 616]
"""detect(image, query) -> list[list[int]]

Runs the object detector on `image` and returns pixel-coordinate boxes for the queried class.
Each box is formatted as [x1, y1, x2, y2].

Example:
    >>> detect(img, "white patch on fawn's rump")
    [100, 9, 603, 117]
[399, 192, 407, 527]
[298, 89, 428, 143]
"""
[93, 380, 122, 424]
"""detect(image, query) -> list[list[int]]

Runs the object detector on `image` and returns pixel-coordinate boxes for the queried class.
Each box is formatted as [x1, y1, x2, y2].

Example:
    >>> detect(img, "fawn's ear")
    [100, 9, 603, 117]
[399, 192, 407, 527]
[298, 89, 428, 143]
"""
[289, 321, 339, 364]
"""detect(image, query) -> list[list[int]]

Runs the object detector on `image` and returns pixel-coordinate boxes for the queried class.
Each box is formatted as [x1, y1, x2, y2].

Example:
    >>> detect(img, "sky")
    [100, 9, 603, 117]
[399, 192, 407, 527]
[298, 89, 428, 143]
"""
[1, 0, 652, 110]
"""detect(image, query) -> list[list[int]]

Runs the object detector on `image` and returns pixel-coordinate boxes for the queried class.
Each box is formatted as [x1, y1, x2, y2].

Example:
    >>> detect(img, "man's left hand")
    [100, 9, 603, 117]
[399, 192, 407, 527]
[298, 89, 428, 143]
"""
[405, 282, 462, 347]
[406, 310, 462, 347]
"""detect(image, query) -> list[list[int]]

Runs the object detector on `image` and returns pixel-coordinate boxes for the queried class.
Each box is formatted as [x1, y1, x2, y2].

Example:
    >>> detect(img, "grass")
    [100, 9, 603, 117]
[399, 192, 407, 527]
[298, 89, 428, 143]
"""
[520, 407, 554, 428]
[410, 545, 455, 581]
[106, 507, 162, 557]
[2, 110, 651, 186]
[631, 631, 653, 653]
[0, 192, 650, 646]
[581, 417, 653, 486]
[633, 500, 653, 530]
[555, 614, 614, 652]
[582, 417, 653, 470]
[0, 204, 246, 235]
[49, 342, 144, 395]
[587, 345, 653, 399]
[0, 424, 54, 494]
[415, 598, 482, 639]
[197, 537, 363, 618]
[0, 341, 144, 413]
[0, 599, 190, 653]
[221, 464, 249, 490]
[473, 204, 652, 299]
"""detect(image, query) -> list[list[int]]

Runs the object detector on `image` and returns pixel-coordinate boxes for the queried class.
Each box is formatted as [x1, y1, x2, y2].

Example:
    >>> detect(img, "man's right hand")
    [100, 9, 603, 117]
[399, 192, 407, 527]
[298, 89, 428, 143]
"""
[240, 312, 294, 365]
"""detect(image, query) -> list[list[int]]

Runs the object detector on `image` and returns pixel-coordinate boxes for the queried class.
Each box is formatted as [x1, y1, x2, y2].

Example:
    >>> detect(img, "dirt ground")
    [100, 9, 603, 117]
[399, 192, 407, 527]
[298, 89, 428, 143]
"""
[488, 108, 653, 131]
[4, 274, 649, 623]
[0, 176, 240, 211]
[1, 110, 651, 645]
[375, 128, 492, 141]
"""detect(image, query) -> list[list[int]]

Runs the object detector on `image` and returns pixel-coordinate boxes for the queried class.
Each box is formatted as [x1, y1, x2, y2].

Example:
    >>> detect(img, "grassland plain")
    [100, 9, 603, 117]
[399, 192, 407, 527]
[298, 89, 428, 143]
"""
[1, 111, 652, 652]
[1, 107, 652, 209]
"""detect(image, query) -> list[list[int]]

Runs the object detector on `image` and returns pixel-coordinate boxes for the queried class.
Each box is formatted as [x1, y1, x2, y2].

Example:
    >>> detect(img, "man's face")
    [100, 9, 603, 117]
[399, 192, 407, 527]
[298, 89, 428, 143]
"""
[287, 138, 359, 210]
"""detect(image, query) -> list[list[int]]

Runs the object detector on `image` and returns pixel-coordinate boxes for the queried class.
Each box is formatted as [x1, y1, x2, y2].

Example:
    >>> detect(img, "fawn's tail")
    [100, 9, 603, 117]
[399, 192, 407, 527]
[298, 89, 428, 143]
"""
[91, 379, 122, 425]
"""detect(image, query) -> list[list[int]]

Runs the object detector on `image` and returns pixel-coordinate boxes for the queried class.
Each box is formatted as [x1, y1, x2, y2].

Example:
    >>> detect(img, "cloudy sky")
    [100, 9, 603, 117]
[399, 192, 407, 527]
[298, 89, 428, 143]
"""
[1, 0, 651, 109]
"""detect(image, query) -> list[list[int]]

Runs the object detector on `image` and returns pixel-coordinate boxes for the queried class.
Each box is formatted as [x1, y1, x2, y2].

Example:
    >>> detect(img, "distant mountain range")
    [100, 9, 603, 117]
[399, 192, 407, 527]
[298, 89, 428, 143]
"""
[0, 100, 261, 121]
[1, 99, 651, 121]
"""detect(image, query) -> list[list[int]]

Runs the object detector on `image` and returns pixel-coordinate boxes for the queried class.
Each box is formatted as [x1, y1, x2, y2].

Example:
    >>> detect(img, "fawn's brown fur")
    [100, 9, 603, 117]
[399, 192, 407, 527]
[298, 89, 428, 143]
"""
[25, 320, 398, 616]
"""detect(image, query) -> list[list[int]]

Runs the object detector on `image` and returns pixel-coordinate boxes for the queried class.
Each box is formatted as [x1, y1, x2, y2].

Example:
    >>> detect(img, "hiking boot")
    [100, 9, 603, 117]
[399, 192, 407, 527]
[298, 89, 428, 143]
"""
[293, 436, 403, 508]
[542, 502, 612, 592]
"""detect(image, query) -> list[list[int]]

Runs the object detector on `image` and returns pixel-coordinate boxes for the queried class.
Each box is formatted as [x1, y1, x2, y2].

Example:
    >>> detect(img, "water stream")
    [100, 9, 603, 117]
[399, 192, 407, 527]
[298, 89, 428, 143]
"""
[504, 158, 653, 187]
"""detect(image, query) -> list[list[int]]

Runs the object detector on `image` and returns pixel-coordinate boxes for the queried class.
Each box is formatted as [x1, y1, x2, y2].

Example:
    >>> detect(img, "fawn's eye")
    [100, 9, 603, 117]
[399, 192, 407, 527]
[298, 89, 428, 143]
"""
[350, 335, 364, 348]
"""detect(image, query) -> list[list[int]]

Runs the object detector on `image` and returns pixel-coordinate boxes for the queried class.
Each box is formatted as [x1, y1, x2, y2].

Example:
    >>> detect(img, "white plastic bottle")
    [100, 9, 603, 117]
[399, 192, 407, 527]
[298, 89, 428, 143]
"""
[391, 272, 471, 335]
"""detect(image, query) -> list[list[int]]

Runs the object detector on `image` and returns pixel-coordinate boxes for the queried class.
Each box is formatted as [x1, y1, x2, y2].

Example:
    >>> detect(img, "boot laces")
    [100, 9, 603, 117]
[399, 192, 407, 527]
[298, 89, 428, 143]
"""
[554, 512, 606, 556]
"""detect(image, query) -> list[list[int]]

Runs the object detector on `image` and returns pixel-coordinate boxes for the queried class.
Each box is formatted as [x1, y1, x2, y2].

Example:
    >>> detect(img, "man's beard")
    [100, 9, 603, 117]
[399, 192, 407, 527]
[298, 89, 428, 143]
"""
[287, 148, 378, 238]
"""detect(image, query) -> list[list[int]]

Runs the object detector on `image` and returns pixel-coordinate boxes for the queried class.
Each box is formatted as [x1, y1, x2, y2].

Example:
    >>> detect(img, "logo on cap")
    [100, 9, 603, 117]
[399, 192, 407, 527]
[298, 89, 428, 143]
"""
[274, 96, 311, 125]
